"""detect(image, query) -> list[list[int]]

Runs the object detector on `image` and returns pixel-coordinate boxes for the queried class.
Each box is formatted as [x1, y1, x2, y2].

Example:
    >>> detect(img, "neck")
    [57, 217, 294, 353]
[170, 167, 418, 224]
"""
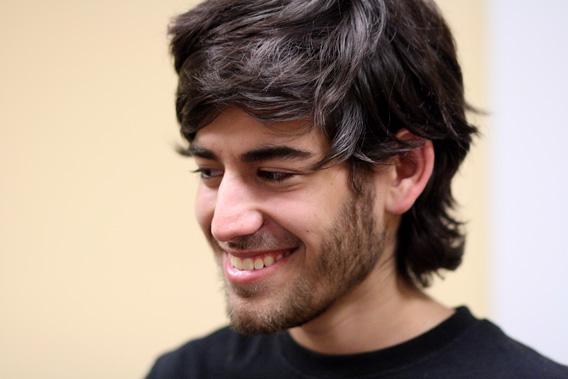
[288, 254, 453, 355]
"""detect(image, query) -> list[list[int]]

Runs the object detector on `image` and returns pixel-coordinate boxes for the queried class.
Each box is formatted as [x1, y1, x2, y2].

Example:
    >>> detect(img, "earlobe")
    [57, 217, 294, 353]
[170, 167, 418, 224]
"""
[385, 130, 435, 215]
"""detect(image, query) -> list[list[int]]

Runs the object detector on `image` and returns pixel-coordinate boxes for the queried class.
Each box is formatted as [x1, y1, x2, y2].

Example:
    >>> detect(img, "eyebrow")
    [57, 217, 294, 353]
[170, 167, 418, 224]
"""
[188, 144, 313, 163]
[241, 146, 313, 162]
[187, 145, 218, 160]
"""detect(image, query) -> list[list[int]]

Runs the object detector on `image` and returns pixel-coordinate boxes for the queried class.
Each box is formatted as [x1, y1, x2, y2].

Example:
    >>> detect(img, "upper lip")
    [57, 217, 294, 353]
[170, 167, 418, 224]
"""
[221, 247, 298, 259]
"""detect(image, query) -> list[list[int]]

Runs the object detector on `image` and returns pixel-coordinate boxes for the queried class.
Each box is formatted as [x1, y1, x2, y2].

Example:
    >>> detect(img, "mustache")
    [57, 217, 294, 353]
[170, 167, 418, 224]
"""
[215, 230, 301, 251]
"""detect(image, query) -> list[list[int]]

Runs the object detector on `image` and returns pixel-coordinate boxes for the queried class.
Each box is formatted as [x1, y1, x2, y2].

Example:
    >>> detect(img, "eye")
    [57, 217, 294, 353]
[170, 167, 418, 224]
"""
[257, 170, 295, 182]
[192, 167, 224, 180]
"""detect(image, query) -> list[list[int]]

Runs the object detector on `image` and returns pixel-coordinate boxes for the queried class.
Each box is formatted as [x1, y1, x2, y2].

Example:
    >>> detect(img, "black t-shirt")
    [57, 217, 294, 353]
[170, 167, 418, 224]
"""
[146, 307, 568, 378]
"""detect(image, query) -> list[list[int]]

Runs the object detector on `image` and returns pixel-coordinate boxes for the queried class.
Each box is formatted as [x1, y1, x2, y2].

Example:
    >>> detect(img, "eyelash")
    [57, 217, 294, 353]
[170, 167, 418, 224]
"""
[192, 168, 223, 180]
[192, 168, 295, 183]
[257, 170, 294, 182]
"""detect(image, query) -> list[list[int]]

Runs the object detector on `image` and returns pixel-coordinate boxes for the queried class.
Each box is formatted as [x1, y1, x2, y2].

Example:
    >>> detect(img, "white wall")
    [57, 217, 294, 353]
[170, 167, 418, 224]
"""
[489, 0, 568, 363]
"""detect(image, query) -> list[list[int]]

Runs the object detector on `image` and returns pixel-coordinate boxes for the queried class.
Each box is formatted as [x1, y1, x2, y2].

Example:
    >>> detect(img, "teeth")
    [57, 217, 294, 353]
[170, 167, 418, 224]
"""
[230, 255, 243, 270]
[264, 255, 274, 267]
[229, 249, 295, 271]
[243, 258, 254, 271]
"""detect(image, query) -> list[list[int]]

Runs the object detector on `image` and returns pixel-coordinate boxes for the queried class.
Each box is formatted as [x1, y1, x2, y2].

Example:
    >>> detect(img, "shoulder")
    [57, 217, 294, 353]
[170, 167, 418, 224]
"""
[435, 317, 568, 378]
[145, 326, 279, 379]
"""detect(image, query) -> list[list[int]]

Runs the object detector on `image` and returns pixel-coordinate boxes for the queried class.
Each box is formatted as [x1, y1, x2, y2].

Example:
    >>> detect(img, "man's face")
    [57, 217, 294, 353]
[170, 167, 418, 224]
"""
[193, 107, 388, 334]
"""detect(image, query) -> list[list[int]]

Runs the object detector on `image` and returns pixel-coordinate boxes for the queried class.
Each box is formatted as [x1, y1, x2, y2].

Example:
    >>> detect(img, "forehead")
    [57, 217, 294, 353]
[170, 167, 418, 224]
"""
[192, 107, 329, 156]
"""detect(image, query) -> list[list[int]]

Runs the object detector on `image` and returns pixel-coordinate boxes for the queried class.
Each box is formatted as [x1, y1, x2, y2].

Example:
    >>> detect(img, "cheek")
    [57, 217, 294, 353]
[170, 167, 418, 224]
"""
[274, 170, 352, 248]
[268, 195, 340, 252]
[195, 185, 215, 233]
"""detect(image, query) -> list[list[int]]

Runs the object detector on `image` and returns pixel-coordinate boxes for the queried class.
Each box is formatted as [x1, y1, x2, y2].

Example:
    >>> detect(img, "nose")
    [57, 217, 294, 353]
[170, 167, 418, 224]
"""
[210, 174, 264, 242]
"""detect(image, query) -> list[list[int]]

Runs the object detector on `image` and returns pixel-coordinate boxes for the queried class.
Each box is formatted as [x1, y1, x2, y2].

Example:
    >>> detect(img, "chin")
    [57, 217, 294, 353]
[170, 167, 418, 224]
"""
[224, 281, 331, 335]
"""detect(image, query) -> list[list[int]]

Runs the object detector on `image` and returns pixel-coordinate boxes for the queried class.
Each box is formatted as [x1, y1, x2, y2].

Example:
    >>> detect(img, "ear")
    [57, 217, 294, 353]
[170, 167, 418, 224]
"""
[384, 130, 434, 215]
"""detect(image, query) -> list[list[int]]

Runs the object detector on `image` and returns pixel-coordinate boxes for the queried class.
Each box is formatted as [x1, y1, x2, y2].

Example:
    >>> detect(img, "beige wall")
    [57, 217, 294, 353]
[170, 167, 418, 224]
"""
[0, 1, 486, 378]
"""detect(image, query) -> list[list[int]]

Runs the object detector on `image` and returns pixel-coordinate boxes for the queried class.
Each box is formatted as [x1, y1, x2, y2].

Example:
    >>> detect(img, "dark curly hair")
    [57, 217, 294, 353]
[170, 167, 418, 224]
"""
[168, 0, 478, 287]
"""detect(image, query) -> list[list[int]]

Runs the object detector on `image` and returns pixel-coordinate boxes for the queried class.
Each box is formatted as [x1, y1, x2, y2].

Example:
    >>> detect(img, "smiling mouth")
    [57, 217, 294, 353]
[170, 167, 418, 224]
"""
[228, 249, 296, 271]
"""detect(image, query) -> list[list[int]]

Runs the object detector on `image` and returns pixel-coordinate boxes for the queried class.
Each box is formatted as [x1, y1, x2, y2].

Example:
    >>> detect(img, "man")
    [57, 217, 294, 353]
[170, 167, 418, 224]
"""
[147, 0, 568, 377]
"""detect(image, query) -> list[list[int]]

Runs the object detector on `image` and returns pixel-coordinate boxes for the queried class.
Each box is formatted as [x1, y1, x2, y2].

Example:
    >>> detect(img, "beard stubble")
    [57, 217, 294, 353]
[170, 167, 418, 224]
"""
[219, 180, 386, 335]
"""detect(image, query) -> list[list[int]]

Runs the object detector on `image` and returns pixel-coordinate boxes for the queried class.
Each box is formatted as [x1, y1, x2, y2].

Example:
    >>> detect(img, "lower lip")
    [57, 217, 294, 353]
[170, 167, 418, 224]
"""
[223, 249, 296, 285]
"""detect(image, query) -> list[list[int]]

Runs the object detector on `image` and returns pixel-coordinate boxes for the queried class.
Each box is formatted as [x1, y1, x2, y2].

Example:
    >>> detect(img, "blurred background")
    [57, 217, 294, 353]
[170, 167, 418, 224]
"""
[1, 0, 566, 378]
